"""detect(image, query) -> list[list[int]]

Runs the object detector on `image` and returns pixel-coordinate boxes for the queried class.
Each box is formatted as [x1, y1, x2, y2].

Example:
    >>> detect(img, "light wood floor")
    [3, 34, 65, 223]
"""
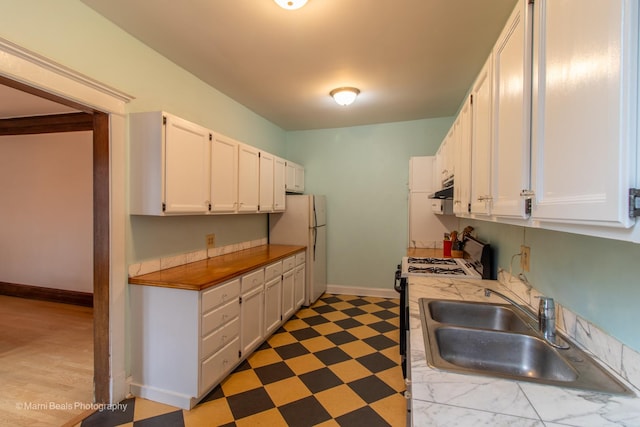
[0, 295, 94, 426]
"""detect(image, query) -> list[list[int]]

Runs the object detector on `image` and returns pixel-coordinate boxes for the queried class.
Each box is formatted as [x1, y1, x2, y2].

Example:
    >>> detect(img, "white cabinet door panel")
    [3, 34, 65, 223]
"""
[530, 0, 637, 228]
[210, 133, 238, 213]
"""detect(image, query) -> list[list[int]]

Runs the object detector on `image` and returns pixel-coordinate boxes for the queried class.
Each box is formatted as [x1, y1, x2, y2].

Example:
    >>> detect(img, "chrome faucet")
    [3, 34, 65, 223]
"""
[484, 288, 568, 349]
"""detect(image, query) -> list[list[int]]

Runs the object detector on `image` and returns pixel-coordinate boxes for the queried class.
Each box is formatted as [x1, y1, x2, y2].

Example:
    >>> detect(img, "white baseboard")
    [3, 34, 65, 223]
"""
[325, 284, 399, 299]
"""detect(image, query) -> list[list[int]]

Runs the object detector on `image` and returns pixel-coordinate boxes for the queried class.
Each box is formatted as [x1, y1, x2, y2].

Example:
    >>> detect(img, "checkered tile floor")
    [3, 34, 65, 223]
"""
[76, 294, 405, 427]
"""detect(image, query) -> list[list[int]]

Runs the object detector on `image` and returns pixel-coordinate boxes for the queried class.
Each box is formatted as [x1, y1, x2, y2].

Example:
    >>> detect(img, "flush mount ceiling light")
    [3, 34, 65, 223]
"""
[330, 87, 360, 106]
[274, 0, 308, 10]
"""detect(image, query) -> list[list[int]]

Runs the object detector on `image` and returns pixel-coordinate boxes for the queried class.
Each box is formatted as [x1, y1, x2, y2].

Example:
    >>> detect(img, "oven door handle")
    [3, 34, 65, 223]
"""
[394, 270, 403, 292]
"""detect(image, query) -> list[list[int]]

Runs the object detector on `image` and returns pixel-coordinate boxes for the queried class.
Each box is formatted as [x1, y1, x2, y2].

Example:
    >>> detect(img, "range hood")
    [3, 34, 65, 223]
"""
[430, 185, 453, 199]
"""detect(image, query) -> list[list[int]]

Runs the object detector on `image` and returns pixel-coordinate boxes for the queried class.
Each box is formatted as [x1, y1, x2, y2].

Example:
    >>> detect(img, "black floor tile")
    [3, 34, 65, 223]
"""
[302, 314, 330, 326]
[335, 317, 363, 329]
[335, 405, 392, 427]
[299, 367, 344, 393]
[356, 352, 397, 373]
[81, 397, 135, 427]
[278, 395, 332, 427]
[363, 334, 398, 350]
[289, 326, 321, 341]
[375, 300, 399, 309]
[133, 410, 184, 427]
[368, 320, 397, 333]
[226, 387, 275, 419]
[254, 361, 296, 385]
[348, 376, 397, 404]
[342, 307, 366, 317]
[314, 346, 351, 365]
[372, 309, 396, 320]
[312, 304, 337, 314]
[200, 384, 224, 403]
[326, 330, 358, 345]
[344, 297, 370, 306]
[273, 342, 310, 359]
[320, 295, 342, 304]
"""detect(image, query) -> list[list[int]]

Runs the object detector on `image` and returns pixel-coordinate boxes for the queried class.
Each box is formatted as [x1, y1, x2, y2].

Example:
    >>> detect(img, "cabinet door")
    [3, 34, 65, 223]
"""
[273, 156, 286, 212]
[470, 55, 493, 215]
[240, 285, 264, 356]
[281, 269, 295, 320]
[530, 0, 637, 228]
[294, 264, 305, 311]
[294, 164, 305, 193]
[259, 151, 274, 213]
[238, 144, 260, 212]
[491, 0, 532, 219]
[453, 98, 472, 215]
[264, 276, 282, 336]
[210, 133, 238, 213]
[164, 115, 211, 214]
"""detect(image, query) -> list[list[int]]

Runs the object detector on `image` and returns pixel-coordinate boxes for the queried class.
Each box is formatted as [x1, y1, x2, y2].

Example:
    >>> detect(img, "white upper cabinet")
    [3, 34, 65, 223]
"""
[453, 96, 472, 215]
[238, 143, 260, 213]
[273, 156, 286, 212]
[490, 0, 533, 219]
[470, 55, 494, 216]
[285, 161, 305, 193]
[530, 0, 638, 229]
[210, 133, 239, 213]
[259, 151, 275, 213]
[130, 112, 211, 215]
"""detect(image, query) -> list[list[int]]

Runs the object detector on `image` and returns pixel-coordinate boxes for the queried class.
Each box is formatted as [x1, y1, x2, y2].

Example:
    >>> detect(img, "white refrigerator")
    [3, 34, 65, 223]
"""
[269, 195, 327, 306]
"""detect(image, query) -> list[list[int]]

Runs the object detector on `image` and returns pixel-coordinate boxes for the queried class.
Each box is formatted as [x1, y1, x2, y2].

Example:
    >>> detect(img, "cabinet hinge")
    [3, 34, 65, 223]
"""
[528, 0, 534, 4]
[470, 94, 473, 105]
[238, 350, 242, 359]
[208, 203, 212, 211]
[629, 188, 640, 218]
[162, 116, 167, 125]
[209, 133, 212, 141]
[239, 296, 242, 304]
[162, 202, 166, 212]
[520, 190, 535, 215]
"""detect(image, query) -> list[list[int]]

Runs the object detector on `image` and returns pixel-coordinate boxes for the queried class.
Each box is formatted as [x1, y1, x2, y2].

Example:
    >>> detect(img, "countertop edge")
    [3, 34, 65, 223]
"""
[128, 244, 306, 291]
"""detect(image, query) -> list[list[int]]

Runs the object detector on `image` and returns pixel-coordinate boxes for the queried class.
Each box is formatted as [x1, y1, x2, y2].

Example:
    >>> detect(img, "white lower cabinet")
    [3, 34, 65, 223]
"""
[129, 250, 305, 409]
[240, 269, 265, 356]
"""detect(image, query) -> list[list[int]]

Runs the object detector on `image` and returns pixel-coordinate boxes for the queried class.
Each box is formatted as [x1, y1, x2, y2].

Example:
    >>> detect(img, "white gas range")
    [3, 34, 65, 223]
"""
[400, 236, 493, 280]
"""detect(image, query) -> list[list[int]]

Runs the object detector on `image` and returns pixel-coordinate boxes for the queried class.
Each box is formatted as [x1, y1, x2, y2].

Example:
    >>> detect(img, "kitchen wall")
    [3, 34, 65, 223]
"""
[286, 118, 452, 291]
[0, 131, 93, 292]
[460, 218, 640, 353]
[0, 1, 286, 266]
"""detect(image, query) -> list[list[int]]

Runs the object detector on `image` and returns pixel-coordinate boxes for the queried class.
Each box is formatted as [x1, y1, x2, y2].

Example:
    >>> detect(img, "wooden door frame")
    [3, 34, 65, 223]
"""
[0, 76, 111, 403]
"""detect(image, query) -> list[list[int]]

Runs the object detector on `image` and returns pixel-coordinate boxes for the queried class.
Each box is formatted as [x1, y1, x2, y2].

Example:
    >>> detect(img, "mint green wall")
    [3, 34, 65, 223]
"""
[462, 218, 640, 352]
[286, 118, 453, 290]
[0, 1, 285, 263]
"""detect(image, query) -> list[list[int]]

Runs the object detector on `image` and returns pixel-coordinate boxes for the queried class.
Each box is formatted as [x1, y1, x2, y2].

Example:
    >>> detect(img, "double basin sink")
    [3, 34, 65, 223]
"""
[419, 298, 633, 395]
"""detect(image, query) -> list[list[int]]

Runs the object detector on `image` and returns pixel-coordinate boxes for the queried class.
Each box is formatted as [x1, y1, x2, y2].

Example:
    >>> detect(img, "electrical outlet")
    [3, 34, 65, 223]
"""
[206, 234, 215, 249]
[520, 245, 530, 272]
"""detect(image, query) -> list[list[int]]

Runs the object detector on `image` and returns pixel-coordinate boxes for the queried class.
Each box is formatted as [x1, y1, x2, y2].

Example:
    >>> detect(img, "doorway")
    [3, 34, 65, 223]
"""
[0, 76, 111, 403]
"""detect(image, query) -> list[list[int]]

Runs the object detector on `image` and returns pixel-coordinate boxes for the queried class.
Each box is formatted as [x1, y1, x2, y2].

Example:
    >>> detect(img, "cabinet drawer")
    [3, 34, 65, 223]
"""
[202, 278, 240, 313]
[241, 269, 264, 292]
[201, 316, 239, 360]
[295, 252, 306, 266]
[265, 261, 283, 282]
[200, 336, 240, 396]
[282, 256, 296, 271]
[202, 298, 239, 337]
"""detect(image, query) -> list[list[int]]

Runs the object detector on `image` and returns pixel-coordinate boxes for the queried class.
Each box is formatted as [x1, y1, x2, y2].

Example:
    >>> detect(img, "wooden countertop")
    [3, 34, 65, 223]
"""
[129, 244, 306, 291]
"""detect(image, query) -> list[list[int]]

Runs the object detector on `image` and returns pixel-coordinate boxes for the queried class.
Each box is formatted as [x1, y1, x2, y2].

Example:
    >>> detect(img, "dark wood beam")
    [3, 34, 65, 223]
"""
[0, 112, 94, 135]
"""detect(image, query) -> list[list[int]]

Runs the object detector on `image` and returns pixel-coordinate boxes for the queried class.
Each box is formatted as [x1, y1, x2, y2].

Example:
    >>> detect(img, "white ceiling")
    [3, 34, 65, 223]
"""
[79, 0, 517, 130]
[2, 1, 518, 130]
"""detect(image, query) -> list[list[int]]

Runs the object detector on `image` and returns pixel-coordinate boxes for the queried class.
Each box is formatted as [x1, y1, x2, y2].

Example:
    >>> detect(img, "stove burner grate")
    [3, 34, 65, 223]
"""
[407, 257, 457, 265]
[407, 266, 467, 275]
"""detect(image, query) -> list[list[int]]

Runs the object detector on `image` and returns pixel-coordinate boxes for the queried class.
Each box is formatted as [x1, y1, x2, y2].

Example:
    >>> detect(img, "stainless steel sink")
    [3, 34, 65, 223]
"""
[435, 326, 577, 381]
[428, 300, 531, 333]
[419, 298, 634, 395]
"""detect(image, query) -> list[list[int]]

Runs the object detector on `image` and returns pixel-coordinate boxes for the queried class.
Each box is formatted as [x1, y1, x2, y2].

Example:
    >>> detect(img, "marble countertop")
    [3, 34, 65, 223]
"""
[408, 276, 640, 426]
